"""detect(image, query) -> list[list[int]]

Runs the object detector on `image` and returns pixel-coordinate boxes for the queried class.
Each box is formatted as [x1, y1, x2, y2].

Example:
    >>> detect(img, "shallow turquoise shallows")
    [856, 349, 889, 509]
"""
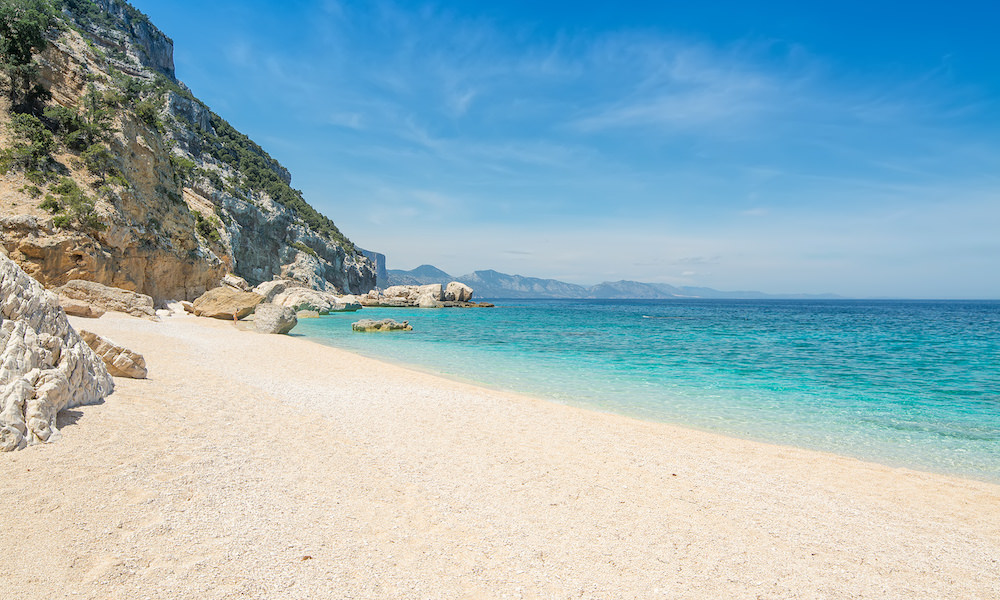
[294, 299, 1000, 483]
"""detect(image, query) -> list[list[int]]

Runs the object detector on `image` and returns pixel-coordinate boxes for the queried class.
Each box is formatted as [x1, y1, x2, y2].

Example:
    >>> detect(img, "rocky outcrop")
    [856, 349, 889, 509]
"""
[252, 304, 297, 335]
[0, 212, 223, 304]
[56, 280, 156, 320]
[3, 3, 376, 304]
[0, 256, 114, 451]
[360, 282, 477, 308]
[79, 330, 147, 379]
[191, 286, 263, 320]
[61, 0, 176, 80]
[352, 319, 412, 332]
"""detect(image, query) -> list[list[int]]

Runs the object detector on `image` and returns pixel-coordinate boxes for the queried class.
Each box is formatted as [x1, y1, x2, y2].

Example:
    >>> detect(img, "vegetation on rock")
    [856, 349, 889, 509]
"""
[0, 0, 54, 111]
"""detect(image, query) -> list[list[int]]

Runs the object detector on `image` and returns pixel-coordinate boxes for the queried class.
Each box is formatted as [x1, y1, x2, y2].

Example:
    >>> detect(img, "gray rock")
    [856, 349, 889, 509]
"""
[253, 304, 297, 335]
[0, 256, 113, 451]
[351, 319, 413, 332]
[79, 330, 147, 379]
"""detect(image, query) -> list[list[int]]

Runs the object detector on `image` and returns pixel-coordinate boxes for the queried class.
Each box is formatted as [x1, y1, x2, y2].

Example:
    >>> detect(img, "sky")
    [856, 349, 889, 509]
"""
[127, 0, 1000, 298]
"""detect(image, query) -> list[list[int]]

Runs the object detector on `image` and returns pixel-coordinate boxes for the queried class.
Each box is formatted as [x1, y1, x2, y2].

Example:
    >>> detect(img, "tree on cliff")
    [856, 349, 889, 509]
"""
[0, 0, 54, 112]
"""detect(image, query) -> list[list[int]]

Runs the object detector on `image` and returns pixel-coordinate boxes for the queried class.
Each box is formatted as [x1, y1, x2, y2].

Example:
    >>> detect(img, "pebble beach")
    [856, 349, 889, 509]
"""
[2, 312, 998, 599]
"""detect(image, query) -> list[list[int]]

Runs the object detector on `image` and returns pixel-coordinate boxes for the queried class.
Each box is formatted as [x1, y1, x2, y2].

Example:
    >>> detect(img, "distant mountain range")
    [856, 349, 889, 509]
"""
[387, 265, 841, 300]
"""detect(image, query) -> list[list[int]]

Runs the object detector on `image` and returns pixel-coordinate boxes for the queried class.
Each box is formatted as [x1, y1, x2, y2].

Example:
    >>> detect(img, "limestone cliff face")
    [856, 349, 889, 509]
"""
[0, 0, 375, 302]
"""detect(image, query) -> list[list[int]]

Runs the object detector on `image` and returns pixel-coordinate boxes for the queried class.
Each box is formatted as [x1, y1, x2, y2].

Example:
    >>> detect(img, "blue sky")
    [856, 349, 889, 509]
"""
[129, 0, 1000, 297]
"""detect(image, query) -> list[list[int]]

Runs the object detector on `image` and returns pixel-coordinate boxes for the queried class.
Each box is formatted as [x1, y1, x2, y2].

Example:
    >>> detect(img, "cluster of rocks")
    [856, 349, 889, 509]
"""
[180, 275, 366, 335]
[360, 282, 490, 308]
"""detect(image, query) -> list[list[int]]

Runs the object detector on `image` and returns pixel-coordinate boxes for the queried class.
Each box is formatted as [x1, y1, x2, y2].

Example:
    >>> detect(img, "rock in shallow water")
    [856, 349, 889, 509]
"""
[351, 319, 413, 332]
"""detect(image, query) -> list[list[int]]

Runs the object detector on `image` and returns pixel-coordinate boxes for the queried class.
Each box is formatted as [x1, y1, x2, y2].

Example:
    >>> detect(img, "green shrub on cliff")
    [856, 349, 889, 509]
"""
[44, 177, 106, 231]
[292, 241, 318, 258]
[0, 0, 54, 111]
[191, 209, 221, 242]
[82, 143, 118, 183]
[1, 112, 54, 174]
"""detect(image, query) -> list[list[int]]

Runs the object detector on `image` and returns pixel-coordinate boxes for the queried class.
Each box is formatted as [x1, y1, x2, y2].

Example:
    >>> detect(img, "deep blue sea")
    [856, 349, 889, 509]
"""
[294, 299, 1000, 483]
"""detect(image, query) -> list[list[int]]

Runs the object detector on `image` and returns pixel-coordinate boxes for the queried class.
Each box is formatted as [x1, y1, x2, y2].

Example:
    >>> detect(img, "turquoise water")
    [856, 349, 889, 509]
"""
[294, 299, 1000, 483]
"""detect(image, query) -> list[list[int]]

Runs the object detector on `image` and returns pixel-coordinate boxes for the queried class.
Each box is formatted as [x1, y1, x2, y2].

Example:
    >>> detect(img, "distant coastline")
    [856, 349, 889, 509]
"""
[386, 264, 843, 300]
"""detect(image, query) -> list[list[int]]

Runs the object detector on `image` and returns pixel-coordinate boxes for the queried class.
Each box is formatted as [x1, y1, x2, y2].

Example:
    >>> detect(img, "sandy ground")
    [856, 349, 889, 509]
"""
[1, 312, 998, 599]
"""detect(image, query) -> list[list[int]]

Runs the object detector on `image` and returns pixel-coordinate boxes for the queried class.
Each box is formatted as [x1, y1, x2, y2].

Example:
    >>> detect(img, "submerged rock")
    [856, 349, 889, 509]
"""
[351, 319, 413, 332]
[0, 256, 114, 451]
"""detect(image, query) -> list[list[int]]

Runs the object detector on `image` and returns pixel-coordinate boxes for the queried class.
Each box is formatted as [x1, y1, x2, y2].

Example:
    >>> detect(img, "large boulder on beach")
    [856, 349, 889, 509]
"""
[445, 281, 474, 302]
[79, 330, 147, 379]
[352, 318, 413, 332]
[55, 279, 156, 320]
[253, 304, 298, 334]
[0, 256, 114, 451]
[191, 286, 263, 320]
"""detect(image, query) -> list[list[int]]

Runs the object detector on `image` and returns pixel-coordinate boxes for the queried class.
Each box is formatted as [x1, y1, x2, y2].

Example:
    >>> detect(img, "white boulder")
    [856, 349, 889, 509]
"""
[0, 256, 114, 451]
[445, 281, 474, 302]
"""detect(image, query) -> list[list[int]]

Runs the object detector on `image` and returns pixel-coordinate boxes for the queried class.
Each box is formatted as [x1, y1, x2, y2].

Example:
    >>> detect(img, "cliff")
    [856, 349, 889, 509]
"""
[0, 0, 375, 303]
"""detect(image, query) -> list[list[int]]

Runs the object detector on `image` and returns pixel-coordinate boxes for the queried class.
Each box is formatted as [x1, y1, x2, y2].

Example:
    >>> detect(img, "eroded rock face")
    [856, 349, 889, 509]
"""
[192, 286, 263, 320]
[252, 304, 297, 335]
[0, 257, 114, 451]
[56, 280, 156, 320]
[79, 330, 147, 379]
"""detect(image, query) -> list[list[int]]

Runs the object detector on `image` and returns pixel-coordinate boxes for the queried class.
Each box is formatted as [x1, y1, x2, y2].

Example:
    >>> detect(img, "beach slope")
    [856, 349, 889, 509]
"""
[1, 313, 998, 599]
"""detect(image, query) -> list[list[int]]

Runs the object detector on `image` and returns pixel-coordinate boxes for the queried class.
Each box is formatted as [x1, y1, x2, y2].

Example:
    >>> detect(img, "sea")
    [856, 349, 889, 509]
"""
[294, 299, 1000, 483]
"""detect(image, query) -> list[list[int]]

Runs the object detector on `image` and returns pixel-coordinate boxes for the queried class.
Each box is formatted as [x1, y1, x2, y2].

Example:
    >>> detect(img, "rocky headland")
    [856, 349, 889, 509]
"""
[0, 0, 376, 307]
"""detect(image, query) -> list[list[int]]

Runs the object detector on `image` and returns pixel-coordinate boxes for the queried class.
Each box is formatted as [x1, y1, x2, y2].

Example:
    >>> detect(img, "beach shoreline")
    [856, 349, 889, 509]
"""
[2, 312, 998, 599]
